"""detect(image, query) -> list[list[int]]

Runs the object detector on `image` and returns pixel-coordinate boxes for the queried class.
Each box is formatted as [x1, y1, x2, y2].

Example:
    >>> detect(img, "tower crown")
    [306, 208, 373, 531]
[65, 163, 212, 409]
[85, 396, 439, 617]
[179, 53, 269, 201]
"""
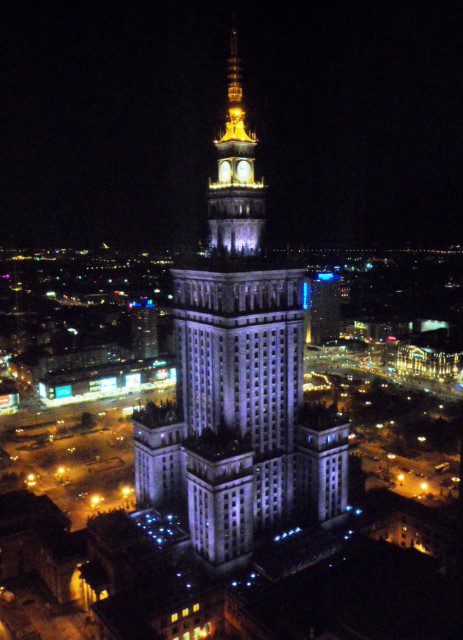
[208, 26, 265, 255]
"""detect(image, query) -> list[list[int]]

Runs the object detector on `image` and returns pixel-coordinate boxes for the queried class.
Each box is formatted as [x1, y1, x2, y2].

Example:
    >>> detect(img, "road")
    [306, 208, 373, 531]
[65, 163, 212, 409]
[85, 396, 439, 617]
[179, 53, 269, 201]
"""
[305, 353, 463, 403]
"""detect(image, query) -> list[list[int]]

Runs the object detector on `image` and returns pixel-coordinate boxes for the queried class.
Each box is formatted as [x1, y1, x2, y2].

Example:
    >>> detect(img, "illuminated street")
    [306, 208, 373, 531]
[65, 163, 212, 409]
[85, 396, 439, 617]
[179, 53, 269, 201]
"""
[0, 387, 174, 530]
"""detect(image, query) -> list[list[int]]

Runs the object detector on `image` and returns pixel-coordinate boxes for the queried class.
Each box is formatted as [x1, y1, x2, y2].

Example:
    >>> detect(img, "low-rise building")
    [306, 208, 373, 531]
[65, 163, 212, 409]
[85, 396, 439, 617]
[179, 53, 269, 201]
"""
[0, 490, 86, 605]
[396, 329, 463, 381]
[37, 357, 176, 406]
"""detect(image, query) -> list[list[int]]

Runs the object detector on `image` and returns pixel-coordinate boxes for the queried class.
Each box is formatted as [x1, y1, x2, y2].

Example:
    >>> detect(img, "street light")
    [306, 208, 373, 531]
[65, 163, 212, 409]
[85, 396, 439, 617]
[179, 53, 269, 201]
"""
[121, 486, 133, 499]
[398, 474, 405, 481]
[25, 473, 36, 488]
[420, 482, 428, 491]
[91, 495, 103, 508]
[417, 436, 426, 442]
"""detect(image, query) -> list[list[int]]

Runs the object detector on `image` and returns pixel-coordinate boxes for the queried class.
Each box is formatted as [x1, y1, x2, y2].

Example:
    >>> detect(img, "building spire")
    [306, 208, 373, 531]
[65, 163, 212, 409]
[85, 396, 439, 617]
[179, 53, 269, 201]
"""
[217, 27, 256, 144]
[228, 27, 243, 117]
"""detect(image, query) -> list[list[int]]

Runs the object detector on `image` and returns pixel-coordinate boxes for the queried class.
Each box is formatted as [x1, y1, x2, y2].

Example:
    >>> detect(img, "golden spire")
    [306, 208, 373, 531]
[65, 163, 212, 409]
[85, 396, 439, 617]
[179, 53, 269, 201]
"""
[228, 27, 243, 118]
[217, 27, 256, 144]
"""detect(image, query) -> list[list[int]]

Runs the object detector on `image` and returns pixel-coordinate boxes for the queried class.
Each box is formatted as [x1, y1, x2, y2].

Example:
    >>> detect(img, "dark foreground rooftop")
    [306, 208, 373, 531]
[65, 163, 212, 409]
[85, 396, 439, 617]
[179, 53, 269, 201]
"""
[235, 538, 458, 640]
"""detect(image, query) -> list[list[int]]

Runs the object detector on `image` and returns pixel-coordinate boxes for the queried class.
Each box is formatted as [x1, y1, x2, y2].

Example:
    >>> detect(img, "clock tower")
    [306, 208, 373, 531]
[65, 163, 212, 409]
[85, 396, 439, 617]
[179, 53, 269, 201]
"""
[208, 28, 265, 255]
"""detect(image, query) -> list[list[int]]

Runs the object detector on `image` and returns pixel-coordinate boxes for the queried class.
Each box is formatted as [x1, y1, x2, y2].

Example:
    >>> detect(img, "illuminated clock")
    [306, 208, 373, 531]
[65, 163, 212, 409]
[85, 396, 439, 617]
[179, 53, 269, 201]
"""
[236, 160, 251, 182]
[219, 160, 232, 183]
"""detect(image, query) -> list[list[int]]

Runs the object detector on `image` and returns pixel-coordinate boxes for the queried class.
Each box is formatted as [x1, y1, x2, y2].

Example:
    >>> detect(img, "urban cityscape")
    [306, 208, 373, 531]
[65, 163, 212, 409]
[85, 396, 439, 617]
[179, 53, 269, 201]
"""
[1, 4, 461, 640]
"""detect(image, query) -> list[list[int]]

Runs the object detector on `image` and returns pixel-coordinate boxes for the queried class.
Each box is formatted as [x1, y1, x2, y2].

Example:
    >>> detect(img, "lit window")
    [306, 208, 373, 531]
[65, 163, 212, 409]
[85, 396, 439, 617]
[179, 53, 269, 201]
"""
[193, 603, 200, 612]
[171, 613, 178, 623]
[182, 608, 189, 617]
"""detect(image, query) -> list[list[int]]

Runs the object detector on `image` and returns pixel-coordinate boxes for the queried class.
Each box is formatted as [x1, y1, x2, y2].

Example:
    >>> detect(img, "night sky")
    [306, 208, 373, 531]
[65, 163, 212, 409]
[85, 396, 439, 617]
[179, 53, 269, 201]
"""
[2, 1, 461, 249]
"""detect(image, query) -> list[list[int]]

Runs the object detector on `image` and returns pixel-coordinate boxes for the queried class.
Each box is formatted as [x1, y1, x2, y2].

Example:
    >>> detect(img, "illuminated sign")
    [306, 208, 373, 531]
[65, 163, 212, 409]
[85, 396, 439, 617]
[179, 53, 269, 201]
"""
[100, 377, 117, 392]
[38, 383, 47, 398]
[302, 281, 310, 310]
[155, 369, 169, 380]
[0, 395, 13, 408]
[152, 360, 167, 367]
[55, 385, 72, 399]
[125, 373, 141, 389]
[169, 367, 177, 381]
[317, 273, 335, 281]
[129, 298, 155, 309]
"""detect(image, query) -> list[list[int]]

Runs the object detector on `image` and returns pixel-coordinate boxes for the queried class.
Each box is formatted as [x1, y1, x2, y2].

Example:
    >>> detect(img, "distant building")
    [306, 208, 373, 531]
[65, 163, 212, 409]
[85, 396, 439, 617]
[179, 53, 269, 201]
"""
[13, 342, 131, 383]
[396, 329, 463, 381]
[304, 273, 341, 345]
[37, 357, 175, 406]
[341, 317, 410, 343]
[130, 298, 159, 360]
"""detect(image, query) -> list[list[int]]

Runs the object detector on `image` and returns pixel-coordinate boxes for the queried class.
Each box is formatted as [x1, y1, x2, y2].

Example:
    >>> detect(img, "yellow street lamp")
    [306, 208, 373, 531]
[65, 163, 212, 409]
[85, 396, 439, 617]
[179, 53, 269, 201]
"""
[398, 474, 404, 481]
[56, 466, 66, 476]
[91, 495, 103, 508]
[25, 473, 37, 488]
[121, 486, 133, 498]
[420, 482, 428, 491]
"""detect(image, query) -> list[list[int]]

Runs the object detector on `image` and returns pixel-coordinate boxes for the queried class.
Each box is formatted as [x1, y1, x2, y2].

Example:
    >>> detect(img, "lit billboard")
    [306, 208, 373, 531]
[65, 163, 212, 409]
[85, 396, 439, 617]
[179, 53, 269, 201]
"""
[100, 377, 117, 392]
[0, 395, 13, 408]
[0, 394, 18, 411]
[55, 385, 72, 399]
[125, 373, 141, 389]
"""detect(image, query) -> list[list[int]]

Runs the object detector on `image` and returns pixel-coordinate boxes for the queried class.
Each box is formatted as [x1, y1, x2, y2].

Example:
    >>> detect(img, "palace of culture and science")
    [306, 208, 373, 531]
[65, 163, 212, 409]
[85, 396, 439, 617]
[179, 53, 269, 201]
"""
[134, 29, 349, 574]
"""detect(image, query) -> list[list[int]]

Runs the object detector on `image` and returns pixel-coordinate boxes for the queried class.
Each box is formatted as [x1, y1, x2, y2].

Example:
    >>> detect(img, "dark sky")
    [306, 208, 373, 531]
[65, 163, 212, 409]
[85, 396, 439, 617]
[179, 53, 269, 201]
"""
[2, 1, 461, 249]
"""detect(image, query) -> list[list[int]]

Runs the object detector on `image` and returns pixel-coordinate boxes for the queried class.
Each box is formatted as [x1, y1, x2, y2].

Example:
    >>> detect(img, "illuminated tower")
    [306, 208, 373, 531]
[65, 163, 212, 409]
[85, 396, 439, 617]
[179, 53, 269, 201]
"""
[171, 28, 305, 572]
[207, 28, 265, 255]
[135, 27, 348, 576]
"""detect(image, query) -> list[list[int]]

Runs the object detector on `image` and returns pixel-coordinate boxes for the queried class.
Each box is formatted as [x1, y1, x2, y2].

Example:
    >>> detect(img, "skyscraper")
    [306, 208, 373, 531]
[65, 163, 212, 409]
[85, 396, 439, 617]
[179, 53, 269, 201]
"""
[134, 29, 348, 574]
[304, 273, 341, 345]
[130, 298, 158, 360]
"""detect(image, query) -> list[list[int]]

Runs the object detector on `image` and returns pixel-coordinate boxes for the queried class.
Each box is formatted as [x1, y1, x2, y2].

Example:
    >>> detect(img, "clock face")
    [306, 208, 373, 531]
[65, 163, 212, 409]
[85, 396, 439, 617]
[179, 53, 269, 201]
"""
[219, 161, 232, 183]
[236, 160, 251, 183]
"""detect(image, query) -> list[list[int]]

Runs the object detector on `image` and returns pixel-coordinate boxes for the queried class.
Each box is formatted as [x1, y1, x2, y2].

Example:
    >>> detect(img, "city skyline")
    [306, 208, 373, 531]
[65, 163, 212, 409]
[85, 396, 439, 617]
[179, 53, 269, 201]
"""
[2, 1, 461, 249]
[0, 6, 460, 640]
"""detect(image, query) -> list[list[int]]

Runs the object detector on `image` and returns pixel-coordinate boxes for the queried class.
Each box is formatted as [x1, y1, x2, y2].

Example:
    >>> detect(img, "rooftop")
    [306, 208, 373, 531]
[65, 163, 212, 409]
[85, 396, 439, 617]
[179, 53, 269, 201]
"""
[184, 427, 253, 462]
[172, 248, 305, 274]
[132, 401, 180, 429]
[131, 508, 189, 550]
[0, 490, 69, 537]
[41, 355, 172, 385]
[298, 402, 350, 432]
[233, 538, 458, 639]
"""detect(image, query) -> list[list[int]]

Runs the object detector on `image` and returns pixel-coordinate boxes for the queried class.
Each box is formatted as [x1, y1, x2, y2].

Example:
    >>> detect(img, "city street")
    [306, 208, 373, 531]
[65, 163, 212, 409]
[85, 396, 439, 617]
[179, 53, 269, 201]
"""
[0, 387, 174, 530]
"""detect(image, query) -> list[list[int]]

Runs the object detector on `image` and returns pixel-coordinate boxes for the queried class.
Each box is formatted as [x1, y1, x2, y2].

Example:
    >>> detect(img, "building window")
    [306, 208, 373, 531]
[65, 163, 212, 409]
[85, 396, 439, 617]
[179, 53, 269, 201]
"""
[171, 613, 178, 623]
[193, 603, 200, 612]
[182, 608, 189, 617]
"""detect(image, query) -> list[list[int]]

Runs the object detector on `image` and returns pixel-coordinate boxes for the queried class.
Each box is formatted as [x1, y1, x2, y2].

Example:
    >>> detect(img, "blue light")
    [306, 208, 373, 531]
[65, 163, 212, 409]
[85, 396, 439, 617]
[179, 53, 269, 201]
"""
[302, 281, 310, 310]
[55, 385, 72, 399]
[317, 272, 338, 282]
